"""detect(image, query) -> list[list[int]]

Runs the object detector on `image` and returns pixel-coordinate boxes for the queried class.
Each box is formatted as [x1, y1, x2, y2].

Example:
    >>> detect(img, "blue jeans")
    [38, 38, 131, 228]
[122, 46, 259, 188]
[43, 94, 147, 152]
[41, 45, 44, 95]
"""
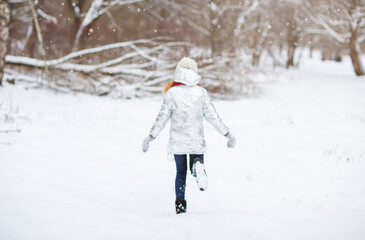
[174, 154, 204, 200]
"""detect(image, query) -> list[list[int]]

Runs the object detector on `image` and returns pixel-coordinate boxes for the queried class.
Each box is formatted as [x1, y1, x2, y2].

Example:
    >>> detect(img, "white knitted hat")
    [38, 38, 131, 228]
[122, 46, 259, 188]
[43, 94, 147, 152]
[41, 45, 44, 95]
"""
[176, 57, 198, 73]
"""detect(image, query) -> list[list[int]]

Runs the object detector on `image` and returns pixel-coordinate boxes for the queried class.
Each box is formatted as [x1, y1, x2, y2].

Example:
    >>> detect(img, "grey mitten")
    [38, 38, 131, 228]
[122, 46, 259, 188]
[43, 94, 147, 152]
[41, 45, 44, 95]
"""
[225, 132, 236, 148]
[142, 135, 155, 152]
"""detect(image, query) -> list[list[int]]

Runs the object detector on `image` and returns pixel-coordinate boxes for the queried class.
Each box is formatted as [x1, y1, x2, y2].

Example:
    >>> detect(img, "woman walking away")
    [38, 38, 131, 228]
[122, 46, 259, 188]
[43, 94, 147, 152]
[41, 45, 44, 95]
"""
[142, 57, 236, 214]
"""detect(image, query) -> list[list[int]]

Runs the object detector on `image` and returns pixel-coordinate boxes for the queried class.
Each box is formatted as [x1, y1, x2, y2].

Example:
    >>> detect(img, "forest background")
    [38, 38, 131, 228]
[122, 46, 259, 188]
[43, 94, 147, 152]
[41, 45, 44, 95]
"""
[1, 0, 364, 99]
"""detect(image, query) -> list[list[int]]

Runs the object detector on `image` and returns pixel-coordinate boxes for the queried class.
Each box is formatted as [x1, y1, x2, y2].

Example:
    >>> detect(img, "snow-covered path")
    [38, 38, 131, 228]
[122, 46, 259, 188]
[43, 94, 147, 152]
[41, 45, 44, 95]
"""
[1, 55, 365, 240]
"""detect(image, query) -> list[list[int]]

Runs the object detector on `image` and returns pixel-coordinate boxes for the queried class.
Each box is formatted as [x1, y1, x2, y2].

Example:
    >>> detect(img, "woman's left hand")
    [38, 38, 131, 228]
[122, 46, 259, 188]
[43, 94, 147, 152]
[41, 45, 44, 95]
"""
[225, 132, 236, 148]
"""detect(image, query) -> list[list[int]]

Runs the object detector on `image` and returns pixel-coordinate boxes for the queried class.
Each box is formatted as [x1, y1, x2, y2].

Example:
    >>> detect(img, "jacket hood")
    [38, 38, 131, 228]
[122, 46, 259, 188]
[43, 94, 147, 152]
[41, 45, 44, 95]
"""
[174, 67, 201, 86]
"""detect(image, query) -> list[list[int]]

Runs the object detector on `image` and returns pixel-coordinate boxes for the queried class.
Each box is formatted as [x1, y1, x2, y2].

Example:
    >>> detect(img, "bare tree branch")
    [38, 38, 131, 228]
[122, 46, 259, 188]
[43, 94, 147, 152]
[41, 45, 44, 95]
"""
[72, 0, 145, 50]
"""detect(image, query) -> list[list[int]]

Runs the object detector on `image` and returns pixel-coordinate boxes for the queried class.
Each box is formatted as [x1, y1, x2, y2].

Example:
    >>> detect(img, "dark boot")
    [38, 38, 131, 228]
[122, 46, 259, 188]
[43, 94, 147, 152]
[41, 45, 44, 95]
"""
[175, 199, 187, 214]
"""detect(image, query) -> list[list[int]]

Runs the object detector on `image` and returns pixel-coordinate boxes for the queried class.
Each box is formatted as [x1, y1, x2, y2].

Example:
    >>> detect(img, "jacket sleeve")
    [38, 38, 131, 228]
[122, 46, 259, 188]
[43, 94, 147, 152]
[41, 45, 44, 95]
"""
[203, 89, 229, 136]
[149, 92, 173, 138]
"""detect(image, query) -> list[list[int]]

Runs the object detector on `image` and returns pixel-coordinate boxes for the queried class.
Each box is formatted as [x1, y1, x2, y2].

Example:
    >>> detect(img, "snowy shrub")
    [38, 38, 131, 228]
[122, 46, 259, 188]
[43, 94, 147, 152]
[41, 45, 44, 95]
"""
[4, 38, 188, 98]
[197, 54, 261, 99]
[5, 39, 261, 99]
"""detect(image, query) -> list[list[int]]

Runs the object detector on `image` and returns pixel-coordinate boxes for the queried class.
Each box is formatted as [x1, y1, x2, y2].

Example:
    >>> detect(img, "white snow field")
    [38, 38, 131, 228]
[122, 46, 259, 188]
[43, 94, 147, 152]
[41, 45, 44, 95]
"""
[1, 53, 365, 240]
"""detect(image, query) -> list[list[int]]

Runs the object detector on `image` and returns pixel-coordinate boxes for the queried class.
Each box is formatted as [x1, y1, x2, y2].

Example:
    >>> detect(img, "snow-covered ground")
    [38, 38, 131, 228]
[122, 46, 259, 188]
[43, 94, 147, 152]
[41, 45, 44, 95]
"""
[1, 53, 365, 240]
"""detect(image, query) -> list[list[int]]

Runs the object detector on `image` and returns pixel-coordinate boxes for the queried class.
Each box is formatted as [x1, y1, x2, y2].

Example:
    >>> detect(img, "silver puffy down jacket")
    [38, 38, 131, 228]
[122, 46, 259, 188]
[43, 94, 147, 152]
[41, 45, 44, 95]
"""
[149, 67, 229, 154]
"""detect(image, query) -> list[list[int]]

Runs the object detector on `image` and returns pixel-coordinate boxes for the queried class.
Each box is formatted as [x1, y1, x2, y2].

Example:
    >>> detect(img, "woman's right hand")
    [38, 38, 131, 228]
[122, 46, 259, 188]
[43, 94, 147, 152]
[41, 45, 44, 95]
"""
[142, 135, 155, 153]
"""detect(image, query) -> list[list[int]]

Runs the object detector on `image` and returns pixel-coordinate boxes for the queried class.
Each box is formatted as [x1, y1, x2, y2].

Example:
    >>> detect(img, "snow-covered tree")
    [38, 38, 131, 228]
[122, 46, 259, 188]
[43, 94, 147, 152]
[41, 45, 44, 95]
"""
[233, 0, 259, 39]
[201, 0, 259, 57]
[151, 0, 259, 57]
[0, 0, 10, 85]
[304, 0, 365, 76]
[235, 0, 270, 66]
[278, 0, 308, 68]
[72, 0, 145, 50]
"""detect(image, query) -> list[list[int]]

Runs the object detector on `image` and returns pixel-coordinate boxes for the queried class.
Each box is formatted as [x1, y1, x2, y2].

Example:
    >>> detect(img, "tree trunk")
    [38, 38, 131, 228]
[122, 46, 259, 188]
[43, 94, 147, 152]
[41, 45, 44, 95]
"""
[309, 46, 313, 58]
[209, 23, 220, 57]
[286, 47, 295, 69]
[208, 3, 223, 58]
[0, 0, 10, 85]
[286, 36, 297, 68]
[28, 0, 49, 84]
[251, 49, 261, 66]
[252, 52, 260, 66]
[349, 31, 364, 76]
